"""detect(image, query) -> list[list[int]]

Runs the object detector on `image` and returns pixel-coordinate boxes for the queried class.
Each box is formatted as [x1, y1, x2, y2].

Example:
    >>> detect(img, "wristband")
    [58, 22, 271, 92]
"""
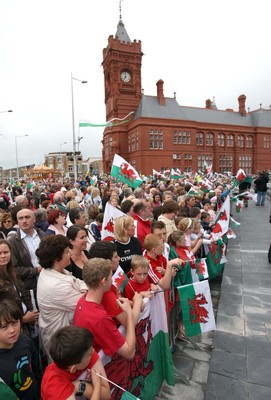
[76, 380, 86, 396]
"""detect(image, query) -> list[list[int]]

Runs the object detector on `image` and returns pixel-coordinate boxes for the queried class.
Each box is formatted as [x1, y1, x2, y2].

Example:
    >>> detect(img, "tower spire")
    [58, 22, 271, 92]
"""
[119, 0, 122, 20]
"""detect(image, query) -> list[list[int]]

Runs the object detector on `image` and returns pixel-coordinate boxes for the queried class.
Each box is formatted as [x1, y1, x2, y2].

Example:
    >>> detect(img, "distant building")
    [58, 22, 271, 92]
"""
[44, 151, 84, 178]
[102, 18, 271, 175]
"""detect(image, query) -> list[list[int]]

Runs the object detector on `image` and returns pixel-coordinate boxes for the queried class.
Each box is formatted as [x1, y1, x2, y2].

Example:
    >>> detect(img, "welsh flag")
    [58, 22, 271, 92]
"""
[235, 199, 243, 213]
[101, 203, 126, 241]
[178, 280, 216, 337]
[121, 393, 140, 400]
[206, 239, 226, 280]
[152, 169, 165, 180]
[112, 266, 128, 294]
[202, 163, 212, 176]
[170, 168, 184, 179]
[99, 291, 175, 399]
[111, 154, 142, 189]
[198, 178, 213, 193]
[227, 228, 236, 240]
[186, 187, 201, 197]
[230, 216, 240, 226]
[212, 196, 230, 239]
[195, 258, 209, 280]
[232, 168, 246, 188]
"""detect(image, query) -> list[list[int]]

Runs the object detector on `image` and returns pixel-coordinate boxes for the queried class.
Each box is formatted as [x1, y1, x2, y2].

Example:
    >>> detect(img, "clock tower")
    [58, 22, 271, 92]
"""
[102, 16, 143, 173]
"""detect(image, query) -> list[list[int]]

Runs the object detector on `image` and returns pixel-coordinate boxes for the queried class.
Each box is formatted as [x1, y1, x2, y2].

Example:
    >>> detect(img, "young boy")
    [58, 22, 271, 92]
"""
[88, 241, 141, 327]
[200, 211, 213, 233]
[144, 234, 182, 289]
[0, 299, 42, 400]
[151, 220, 170, 261]
[41, 326, 110, 400]
[125, 255, 158, 300]
[74, 258, 143, 360]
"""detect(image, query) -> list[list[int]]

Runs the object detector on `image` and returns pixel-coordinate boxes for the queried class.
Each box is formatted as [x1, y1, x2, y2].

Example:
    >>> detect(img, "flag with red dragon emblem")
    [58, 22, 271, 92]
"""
[111, 154, 143, 189]
[178, 280, 216, 337]
[101, 203, 127, 241]
[98, 292, 175, 400]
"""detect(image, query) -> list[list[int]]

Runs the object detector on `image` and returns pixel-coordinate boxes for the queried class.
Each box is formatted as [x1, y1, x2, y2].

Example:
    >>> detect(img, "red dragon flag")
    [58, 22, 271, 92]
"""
[232, 168, 246, 188]
[111, 154, 142, 189]
[212, 196, 230, 240]
[178, 280, 216, 337]
[101, 203, 127, 241]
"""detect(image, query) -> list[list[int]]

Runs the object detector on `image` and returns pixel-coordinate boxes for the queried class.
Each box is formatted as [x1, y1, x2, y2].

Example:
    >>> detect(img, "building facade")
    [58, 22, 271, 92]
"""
[102, 19, 271, 175]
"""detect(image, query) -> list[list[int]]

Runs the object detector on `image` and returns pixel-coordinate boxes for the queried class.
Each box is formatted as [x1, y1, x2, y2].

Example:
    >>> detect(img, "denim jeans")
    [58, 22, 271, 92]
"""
[256, 191, 266, 206]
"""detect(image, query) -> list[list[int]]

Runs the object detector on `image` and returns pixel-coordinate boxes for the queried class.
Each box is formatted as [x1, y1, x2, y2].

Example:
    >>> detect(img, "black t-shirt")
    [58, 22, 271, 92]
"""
[114, 237, 142, 274]
[0, 334, 41, 400]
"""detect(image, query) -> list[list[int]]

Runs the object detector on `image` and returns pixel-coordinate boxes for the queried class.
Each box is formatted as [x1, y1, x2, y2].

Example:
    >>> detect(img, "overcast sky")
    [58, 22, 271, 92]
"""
[0, 0, 270, 170]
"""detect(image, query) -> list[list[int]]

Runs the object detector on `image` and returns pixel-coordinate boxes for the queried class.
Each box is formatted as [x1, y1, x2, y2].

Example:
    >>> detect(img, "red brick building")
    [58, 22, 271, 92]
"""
[102, 18, 271, 175]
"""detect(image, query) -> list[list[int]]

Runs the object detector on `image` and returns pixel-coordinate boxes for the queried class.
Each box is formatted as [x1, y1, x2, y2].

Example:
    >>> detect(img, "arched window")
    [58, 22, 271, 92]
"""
[246, 135, 253, 148]
[218, 133, 225, 147]
[206, 132, 213, 146]
[237, 135, 244, 147]
[196, 132, 203, 145]
[227, 134, 234, 147]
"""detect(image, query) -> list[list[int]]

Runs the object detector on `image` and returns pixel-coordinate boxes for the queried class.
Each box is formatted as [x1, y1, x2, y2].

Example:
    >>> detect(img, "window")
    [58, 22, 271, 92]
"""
[218, 133, 225, 147]
[150, 129, 163, 149]
[196, 132, 203, 145]
[239, 155, 252, 174]
[173, 130, 191, 144]
[264, 136, 270, 148]
[184, 166, 192, 173]
[184, 154, 192, 160]
[197, 154, 213, 170]
[219, 155, 233, 173]
[206, 132, 213, 146]
[246, 135, 253, 148]
[237, 135, 244, 148]
[129, 131, 139, 152]
[227, 134, 234, 147]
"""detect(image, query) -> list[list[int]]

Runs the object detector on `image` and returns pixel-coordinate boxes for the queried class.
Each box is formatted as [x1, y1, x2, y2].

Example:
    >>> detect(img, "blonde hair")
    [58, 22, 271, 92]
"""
[177, 217, 193, 232]
[114, 215, 134, 242]
[66, 200, 79, 212]
[91, 187, 100, 198]
[130, 255, 149, 271]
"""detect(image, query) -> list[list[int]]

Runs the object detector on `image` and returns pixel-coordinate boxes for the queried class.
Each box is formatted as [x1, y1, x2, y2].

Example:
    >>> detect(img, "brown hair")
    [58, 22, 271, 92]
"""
[83, 258, 112, 289]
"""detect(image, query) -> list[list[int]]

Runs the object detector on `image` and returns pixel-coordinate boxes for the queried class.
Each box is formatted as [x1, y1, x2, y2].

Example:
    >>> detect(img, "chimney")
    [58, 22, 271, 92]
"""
[205, 99, 212, 109]
[238, 94, 247, 117]
[156, 79, 165, 106]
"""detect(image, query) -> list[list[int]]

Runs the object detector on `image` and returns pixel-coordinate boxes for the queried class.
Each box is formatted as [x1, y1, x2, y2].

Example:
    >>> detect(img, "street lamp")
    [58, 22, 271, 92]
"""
[0, 110, 13, 113]
[71, 73, 87, 182]
[15, 134, 29, 180]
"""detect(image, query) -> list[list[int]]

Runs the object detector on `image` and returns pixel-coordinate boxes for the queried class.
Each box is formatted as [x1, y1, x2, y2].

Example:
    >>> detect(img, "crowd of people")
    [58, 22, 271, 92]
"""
[0, 169, 269, 399]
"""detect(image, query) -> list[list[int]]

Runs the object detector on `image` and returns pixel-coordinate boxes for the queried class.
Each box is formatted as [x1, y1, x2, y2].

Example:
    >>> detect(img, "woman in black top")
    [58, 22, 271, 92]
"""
[66, 225, 89, 280]
[114, 215, 142, 274]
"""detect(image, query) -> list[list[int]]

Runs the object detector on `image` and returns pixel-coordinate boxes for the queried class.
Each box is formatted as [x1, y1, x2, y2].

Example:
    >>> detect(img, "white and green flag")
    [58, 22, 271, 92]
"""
[99, 291, 175, 399]
[111, 154, 142, 189]
[101, 203, 126, 241]
[178, 280, 216, 337]
[170, 168, 184, 179]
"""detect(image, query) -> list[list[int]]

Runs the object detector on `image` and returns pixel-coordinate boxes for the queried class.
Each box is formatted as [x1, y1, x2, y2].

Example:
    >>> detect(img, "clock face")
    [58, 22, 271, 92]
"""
[121, 71, 131, 82]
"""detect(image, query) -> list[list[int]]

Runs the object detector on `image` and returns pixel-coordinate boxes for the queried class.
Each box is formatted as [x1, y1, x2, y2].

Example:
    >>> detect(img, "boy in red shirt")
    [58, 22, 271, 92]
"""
[144, 234, 182, 289]
[41, 326, 110, 400]
[125, 255, 158, 300]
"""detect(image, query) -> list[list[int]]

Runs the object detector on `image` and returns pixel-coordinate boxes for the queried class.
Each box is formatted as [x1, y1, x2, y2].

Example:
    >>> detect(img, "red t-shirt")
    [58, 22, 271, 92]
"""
[124, 277, 151, 300]
[74, 294, 125, 356]
[102, 284, 122, 319]
[41, 351, 99, 400]
[144, 253, 167, 284]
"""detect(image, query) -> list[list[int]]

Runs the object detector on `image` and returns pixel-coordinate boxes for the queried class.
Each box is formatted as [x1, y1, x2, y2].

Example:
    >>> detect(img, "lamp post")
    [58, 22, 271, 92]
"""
[15, 134, 28, 180]
[0, 110, 13, 113]
[71, 73, 87, 182]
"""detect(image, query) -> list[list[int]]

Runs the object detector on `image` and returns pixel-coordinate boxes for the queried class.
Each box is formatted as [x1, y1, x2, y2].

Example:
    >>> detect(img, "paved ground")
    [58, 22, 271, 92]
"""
[156, 191, 271, 400]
